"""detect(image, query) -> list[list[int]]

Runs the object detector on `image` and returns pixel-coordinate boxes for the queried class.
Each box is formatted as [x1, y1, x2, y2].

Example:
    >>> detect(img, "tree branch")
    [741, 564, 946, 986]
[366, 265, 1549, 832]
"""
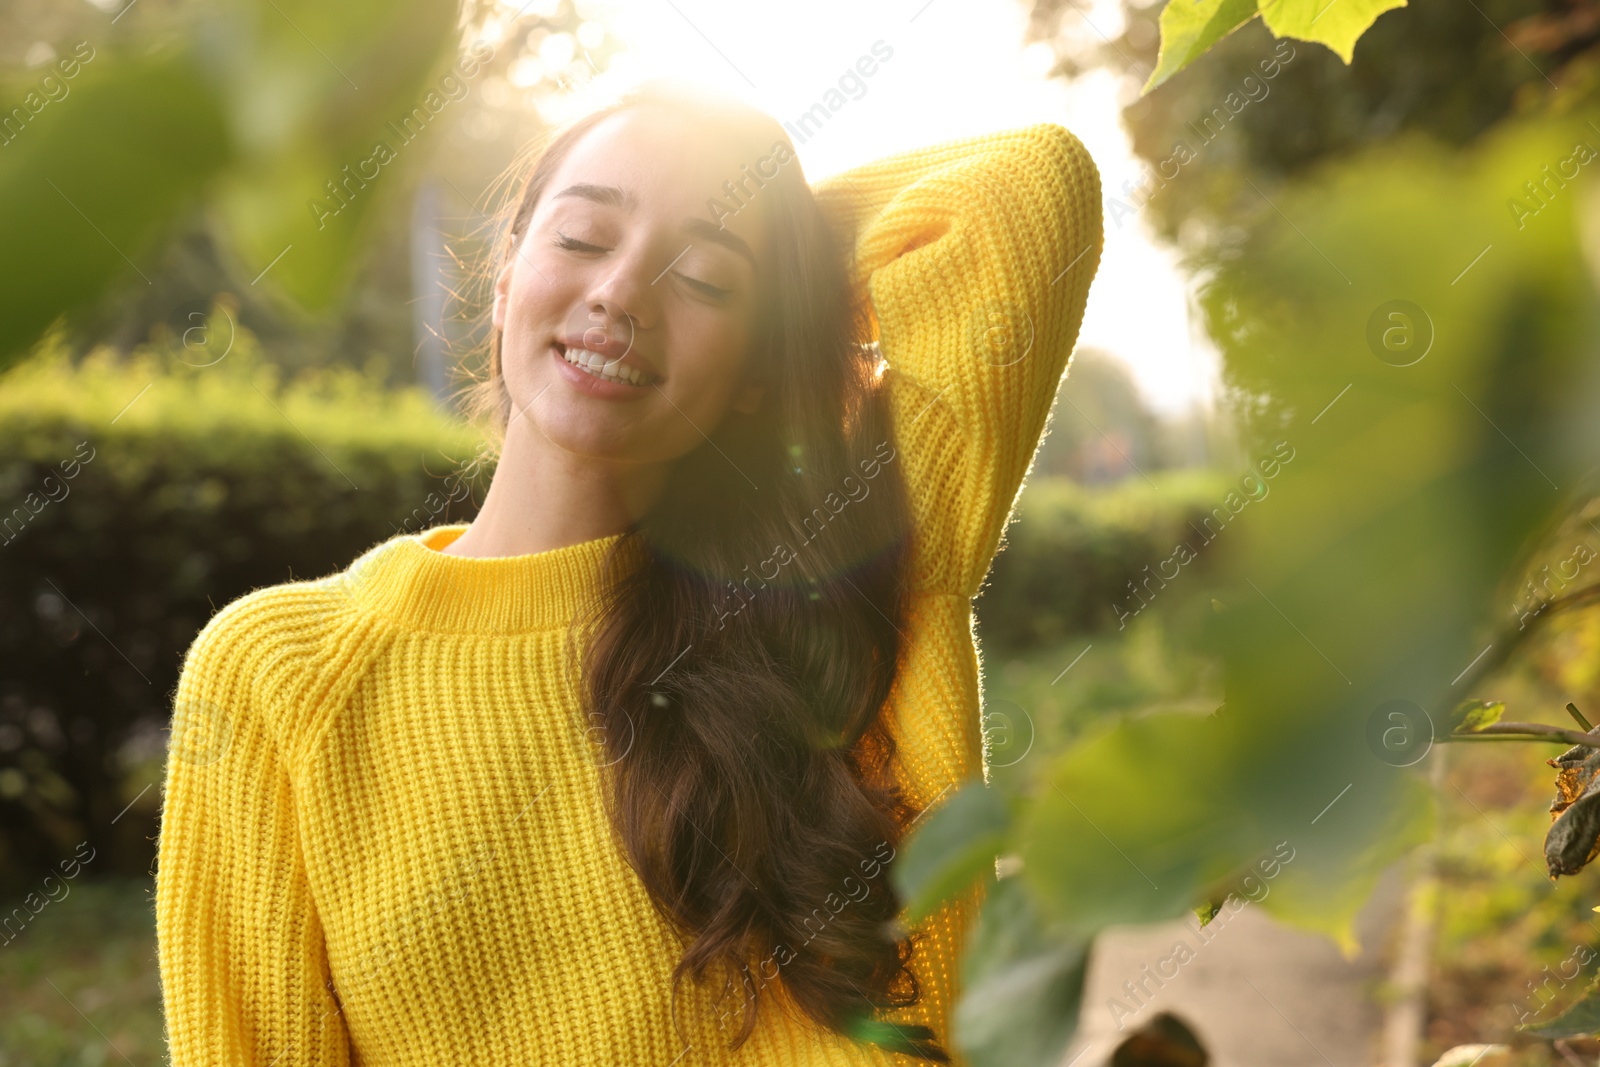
[1443, 721, 1600, 747]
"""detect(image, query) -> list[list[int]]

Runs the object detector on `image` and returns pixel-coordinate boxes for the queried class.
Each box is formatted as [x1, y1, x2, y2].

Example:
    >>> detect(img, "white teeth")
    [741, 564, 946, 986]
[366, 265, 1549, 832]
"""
[559, 345, 652, 387]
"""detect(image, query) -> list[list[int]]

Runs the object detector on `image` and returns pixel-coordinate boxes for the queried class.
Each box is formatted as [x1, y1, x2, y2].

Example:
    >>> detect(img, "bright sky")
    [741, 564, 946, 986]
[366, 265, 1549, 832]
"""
[558, 0, 1222, 416]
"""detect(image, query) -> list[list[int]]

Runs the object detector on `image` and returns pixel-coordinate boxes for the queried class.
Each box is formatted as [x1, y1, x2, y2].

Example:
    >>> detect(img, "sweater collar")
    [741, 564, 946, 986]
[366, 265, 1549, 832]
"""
[343, 524, 630, 634]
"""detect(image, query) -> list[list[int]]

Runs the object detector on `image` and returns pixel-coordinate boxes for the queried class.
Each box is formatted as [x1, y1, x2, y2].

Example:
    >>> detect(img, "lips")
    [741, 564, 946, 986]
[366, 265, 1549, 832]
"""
[554, 336, 662, 388]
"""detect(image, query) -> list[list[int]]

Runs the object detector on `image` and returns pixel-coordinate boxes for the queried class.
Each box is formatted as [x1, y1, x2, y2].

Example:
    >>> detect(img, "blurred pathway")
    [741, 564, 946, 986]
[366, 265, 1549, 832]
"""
[1059, 863, 1407, 1067]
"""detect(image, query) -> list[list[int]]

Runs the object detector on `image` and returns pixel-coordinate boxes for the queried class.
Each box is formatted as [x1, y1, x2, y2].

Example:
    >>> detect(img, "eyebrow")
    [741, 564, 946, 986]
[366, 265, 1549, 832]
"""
[553, 183, 638, 211]
[551, 183, 758, 272]
[681, 218, 757, 271]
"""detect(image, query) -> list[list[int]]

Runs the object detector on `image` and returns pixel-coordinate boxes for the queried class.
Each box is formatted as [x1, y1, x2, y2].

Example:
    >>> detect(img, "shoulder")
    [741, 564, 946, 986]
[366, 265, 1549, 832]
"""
[185, 573, 355, 668]
[178, 569, 373, 763]
[185, 530, 416, 677]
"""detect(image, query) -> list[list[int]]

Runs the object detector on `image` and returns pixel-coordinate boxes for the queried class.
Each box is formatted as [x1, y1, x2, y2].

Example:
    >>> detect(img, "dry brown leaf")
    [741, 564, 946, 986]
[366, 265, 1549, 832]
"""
[1546, 737, 1600, 876]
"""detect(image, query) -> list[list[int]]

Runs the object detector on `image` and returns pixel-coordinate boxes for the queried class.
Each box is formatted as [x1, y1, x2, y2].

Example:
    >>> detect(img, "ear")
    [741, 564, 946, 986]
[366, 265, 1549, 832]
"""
[731, 380, 764, 415]
[491, 261, 514, 331]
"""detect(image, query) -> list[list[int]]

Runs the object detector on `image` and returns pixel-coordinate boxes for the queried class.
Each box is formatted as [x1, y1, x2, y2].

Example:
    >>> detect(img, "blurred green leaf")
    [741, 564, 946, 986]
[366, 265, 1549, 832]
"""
[204, 0, 464, 310]
[0, 49, 231, 369]
[1525, 984, 1600, 1037]
[1189, 107, 1600, 944]
[952, 876, 1090, 1067]
[979, 102, 1600, 1063]
[896, 781, 1013, 925]
[842, 1014, 946, 1061]
[1258, 773, 1434, 954]
[0, 0, 463, 369]
[1019, 709, 1257, 936]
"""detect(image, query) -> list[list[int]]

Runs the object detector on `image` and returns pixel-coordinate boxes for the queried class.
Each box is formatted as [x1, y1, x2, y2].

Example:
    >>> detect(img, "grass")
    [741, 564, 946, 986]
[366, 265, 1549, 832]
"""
[0, 877, 162, 1067]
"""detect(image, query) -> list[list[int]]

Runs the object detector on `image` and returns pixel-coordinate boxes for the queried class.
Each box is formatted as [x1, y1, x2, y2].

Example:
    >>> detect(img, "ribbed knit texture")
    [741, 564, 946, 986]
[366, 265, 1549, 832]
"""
[154, 123, 1101, 1066]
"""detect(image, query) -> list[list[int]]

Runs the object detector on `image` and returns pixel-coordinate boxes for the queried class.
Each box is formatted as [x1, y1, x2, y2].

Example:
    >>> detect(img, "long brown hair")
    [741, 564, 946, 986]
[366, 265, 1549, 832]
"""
[462, 81, 944, 1061]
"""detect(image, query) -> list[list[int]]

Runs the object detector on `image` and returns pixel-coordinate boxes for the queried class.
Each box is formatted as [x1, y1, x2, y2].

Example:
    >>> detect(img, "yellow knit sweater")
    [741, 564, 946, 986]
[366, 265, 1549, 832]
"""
[155, 123, 1101, 1066]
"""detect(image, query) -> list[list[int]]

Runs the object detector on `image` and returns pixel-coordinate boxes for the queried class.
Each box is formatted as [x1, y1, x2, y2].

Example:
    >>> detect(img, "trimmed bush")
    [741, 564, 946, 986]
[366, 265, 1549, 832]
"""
[975, 470, 1234, 651]
[0, 324, 483, 888]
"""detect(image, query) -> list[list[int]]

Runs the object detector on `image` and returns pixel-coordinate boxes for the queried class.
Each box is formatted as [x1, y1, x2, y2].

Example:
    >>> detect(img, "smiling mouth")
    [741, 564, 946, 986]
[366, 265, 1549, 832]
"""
[555, 342, 659, 387]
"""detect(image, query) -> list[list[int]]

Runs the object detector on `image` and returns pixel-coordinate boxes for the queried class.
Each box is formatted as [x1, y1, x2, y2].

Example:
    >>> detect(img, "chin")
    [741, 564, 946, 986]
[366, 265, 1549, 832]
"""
[532, 411, 639, 462]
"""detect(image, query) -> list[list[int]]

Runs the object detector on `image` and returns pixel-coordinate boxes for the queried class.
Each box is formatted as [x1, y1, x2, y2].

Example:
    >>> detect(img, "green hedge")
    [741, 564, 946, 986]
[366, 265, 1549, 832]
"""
[974, 470, 1233, 650]
[0, 326, 483, 889]
[0, 325, 1229, 884]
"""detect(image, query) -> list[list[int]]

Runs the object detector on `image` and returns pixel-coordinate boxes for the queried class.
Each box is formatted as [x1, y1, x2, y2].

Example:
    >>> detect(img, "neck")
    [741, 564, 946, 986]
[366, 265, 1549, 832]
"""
[444, 412, 670, 558]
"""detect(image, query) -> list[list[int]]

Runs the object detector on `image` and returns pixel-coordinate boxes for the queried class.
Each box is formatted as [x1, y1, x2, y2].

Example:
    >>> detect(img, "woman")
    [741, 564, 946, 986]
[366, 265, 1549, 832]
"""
[154, 80, 1101, 1066]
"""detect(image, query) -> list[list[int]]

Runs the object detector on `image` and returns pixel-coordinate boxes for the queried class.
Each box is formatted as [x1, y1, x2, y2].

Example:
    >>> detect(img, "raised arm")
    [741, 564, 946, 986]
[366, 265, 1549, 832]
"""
[155, 592, 352, 1066]
[813, 124, 1103, 596]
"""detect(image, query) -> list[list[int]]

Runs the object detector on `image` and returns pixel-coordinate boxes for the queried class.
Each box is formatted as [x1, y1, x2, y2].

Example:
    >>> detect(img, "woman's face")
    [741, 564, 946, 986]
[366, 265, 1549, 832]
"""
[492, 107, 771, 467]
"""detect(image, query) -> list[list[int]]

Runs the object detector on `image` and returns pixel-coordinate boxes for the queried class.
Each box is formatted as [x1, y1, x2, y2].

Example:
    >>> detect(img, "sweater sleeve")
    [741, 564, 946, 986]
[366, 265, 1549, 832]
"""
[155, 591, 352, 1066]
[812, 124, 1103, 596]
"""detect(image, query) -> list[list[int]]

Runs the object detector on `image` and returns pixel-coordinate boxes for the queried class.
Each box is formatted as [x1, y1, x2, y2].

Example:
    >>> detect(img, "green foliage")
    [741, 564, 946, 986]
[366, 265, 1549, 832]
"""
[1059, 0, 1556, 250]
[1019, 708, 1255, 933]
[1428, 724, 1600, 1054]
[1526, 986, 1600, 1038]
[1255, 0, 1406, 64]
[204, 0, 462, 309]
[841, 1014, 946, 1061]
[894, 781, 1015, 925]
[952, 876, 1090, 1067]
[0, 0, 462, 372]
[1453, 699, 1509, 733]
[922, 58, 1600, 1067]
[1082, 99, 1593, 952]
[1146, 0, 1262, 92]
[0, 49, 231, 365]
[1144, 0, 1406, 92]
[0, 315, 483, 884]
[1258, 773, 1435, 953]
[983, 607, 1223, 755]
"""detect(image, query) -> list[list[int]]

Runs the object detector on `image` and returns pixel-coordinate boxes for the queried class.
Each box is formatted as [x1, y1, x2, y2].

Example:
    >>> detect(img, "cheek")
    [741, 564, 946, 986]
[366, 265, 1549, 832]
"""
[505, 254, 559, 333]
[499, 259, 568, 385]
[657, 314, 756, 421]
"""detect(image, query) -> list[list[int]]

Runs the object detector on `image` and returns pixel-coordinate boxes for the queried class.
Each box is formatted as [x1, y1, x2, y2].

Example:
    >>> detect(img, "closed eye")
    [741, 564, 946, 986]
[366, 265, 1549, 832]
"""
[555, 233, 605, 253]
[557, 232, 732, 301]
[677, 273, 731, 300]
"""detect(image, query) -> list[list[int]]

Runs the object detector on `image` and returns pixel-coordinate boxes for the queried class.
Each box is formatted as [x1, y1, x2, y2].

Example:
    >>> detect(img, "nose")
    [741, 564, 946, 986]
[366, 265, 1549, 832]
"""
[583, 243, 661, 339]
